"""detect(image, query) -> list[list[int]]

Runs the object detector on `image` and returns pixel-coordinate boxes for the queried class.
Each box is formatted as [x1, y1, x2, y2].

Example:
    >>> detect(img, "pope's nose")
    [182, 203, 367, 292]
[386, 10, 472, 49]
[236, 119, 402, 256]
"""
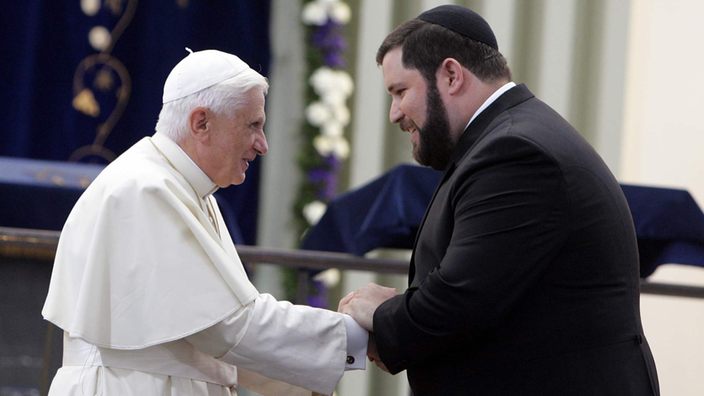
[254, 132, 268, 155]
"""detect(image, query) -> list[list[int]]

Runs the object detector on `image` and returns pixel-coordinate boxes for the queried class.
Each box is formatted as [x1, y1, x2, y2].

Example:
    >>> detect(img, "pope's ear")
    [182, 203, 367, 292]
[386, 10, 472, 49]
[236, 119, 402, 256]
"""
[188, 107, 210, 142]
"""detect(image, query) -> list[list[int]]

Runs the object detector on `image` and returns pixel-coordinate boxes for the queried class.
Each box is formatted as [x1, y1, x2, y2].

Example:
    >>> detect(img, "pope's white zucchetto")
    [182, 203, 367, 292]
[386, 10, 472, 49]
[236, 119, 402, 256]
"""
[162, 48, 250, 104]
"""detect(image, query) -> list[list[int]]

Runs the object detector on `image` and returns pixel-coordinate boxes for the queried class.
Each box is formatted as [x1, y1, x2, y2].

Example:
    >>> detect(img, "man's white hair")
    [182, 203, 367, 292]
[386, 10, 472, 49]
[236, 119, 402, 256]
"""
[155, 68, 269, 143]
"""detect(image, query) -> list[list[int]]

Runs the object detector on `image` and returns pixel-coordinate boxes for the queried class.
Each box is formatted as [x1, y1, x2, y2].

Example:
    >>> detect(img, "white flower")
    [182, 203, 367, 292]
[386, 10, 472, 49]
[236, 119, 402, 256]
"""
[302, 2, 328, 26]
[317, 0, 338, 7]
[310, 67, 334, 92]
[305, 102, 331, 126]
[331, 137, 350, 159]
[332, 105, 351, 125]
[330, 2, 351, 25]
[322, 121, 344, 137]
[315, 133, 350, 159]
[322, 91, 346, 106]
[303, 0, 352, 26]
[317, 71, 353, 96]
[313, 268, 341, 288]
[314, 135, 334, 156]
[303, 200, 328, 225]
[336, 71, 354, 95]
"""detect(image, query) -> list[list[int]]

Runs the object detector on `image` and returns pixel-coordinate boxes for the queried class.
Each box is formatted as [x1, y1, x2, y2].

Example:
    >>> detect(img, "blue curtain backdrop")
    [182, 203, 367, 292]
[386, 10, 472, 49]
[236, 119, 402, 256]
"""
[0, 0, 271, 244]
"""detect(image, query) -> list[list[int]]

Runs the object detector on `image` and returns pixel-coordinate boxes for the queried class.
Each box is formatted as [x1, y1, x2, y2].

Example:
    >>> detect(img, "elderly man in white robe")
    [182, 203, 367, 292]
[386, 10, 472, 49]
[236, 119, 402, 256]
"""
[42, 49, 367, 396]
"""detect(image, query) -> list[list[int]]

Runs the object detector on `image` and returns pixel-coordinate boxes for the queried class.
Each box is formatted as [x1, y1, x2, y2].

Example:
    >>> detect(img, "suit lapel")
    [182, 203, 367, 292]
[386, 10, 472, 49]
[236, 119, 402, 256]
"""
[408, 84, 535, 286]
[408, 161, 456, 285]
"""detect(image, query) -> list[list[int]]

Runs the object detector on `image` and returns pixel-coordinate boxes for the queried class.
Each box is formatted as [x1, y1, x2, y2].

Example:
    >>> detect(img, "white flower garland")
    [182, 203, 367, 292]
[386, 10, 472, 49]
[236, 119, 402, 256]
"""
[305, 64, 353, 162]
[300, 0, 354, 238]
[302, 0, 352, 26]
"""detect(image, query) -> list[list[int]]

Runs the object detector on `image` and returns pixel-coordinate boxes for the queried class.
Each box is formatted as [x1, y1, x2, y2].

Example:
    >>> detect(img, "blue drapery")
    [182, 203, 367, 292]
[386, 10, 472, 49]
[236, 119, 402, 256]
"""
[0, 0, 271, 244]
[302, 165, 704, 278]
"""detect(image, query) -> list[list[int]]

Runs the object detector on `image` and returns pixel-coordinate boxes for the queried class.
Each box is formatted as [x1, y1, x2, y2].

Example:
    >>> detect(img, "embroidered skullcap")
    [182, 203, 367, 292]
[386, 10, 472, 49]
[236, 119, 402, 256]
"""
[162, 48, 250, 104]
[417, 5, 498, 51]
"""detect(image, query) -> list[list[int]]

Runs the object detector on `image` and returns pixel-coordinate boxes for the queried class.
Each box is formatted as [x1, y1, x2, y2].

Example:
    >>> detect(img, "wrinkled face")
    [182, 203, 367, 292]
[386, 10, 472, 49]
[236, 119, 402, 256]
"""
[206, 89, 268, 187]
[382, 47, 454, 171]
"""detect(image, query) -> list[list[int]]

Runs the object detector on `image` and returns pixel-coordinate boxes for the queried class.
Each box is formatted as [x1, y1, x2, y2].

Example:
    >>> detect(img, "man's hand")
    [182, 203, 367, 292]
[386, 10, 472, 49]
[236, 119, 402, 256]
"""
[338, 283, 397, 331]
[367, 332, 390, 373]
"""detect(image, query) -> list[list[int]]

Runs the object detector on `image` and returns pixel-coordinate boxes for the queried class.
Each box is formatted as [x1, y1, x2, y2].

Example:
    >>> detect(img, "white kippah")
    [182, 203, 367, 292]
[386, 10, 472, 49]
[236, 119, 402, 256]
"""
[162, 48, 250, 104]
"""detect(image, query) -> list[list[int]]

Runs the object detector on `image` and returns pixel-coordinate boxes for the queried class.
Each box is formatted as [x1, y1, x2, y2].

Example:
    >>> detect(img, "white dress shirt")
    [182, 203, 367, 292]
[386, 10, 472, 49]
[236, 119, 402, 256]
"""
[465, 81, 517, 130]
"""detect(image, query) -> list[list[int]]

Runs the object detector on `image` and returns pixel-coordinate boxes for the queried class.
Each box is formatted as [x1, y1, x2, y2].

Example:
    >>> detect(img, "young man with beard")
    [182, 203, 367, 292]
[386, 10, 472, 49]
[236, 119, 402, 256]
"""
[339, 5, 660, 395]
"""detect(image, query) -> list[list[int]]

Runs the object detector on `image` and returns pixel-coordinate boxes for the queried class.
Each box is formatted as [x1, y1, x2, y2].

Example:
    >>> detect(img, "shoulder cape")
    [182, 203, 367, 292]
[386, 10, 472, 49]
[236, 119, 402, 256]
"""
[42, 138, 258, 349]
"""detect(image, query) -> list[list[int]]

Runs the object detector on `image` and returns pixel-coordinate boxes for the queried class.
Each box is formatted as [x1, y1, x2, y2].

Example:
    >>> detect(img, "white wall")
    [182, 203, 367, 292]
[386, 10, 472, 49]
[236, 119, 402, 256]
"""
[641, 266, 704, 396]
[622, 1, 704, 395]
[621, 0, 704, 204]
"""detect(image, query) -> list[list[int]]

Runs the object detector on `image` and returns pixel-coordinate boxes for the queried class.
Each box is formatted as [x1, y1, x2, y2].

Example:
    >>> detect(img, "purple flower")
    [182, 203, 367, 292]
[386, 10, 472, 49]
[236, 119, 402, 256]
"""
[307, 279, 329, 308]
[320, 179, 338, 201]
[325, 155, 341, 170]
[324, 53, 346, 68]
[326, 36, 347, 52]
[312, 30, 328, 47]
[307, 168, 330, 182]
[307, 165, 339, 201]
[324, 19, 340, 30]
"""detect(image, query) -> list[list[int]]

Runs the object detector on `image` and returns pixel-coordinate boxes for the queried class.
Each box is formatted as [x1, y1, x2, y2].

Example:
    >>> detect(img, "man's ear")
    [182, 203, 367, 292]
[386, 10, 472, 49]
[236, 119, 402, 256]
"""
[438, 58, 465, 96]
[188, 107, 211, 142]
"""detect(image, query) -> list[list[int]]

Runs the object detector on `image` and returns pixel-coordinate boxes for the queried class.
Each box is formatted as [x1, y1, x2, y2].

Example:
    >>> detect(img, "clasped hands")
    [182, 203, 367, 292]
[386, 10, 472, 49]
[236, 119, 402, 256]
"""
[338, 283, 397, 373]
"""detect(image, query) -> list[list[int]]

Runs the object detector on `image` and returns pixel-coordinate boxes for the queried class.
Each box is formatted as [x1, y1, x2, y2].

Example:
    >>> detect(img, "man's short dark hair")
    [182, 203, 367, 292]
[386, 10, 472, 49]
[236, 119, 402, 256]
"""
[376, 20, 512, 86]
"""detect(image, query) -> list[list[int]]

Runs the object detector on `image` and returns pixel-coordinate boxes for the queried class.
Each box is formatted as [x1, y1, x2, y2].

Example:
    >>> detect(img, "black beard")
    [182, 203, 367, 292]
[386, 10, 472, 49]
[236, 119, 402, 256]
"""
[414, 84, 455, 171]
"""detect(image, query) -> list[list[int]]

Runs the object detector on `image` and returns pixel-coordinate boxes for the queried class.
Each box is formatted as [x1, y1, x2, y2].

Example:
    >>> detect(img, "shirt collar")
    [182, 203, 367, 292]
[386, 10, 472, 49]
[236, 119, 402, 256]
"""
[464, 81, 517, 131]
[151, 132, 219, 199]
[444, 83, 534, 174]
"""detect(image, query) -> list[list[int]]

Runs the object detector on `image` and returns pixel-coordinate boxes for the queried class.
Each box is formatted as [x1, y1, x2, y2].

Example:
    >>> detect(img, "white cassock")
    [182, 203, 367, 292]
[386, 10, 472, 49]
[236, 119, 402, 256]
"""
[42, 132, 367, 396]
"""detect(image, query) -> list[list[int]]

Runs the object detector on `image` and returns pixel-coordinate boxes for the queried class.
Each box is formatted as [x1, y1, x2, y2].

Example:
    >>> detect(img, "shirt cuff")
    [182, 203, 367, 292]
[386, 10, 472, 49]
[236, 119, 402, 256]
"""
[342, 314, 368, 370]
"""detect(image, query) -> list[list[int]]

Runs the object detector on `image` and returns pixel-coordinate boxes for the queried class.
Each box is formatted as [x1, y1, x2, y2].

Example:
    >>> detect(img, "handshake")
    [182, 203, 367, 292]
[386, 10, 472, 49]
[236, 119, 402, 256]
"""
[337, 283, 398, 373]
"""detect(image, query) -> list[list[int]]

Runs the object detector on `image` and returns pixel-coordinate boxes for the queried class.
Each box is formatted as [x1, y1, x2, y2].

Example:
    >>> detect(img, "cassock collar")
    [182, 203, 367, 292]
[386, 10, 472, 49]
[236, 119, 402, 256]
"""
[150, 132, 219, 199]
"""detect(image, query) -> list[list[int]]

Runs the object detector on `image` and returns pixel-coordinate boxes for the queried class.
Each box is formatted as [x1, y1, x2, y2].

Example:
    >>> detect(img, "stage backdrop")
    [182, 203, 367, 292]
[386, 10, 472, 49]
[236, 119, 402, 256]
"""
[0, 0, 271, 245]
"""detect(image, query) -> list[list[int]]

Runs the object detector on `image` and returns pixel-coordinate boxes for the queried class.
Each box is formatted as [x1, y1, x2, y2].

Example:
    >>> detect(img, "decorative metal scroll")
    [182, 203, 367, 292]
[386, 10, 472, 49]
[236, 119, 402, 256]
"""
[69, 0, 139, 163]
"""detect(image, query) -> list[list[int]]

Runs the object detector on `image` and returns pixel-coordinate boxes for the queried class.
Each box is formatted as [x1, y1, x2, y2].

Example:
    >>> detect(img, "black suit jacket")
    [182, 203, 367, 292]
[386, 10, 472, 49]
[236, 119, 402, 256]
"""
[373, 85, 660, 396]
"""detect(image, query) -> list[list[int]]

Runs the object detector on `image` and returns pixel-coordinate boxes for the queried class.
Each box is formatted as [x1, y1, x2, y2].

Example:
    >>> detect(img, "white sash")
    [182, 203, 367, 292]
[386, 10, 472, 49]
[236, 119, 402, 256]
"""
[61, 333, 238, 389]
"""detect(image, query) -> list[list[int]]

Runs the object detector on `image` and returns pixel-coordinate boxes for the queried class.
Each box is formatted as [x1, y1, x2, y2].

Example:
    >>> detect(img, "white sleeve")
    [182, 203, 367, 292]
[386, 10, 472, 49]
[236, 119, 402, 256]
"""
[185, 293, 367, 396]
[342, 314, 368, 370]
[185, 301, 251, 358]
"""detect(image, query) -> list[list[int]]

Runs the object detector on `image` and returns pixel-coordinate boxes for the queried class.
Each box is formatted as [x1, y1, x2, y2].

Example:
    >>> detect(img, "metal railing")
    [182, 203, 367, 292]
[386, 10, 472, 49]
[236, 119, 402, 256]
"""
[2, 225, 704, 396]
[2, 226, 704, 300]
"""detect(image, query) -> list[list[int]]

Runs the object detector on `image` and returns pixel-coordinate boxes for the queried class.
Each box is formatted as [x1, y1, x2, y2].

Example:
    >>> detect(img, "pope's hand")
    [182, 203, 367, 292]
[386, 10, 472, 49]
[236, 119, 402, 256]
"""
[338, 283, 397, 331]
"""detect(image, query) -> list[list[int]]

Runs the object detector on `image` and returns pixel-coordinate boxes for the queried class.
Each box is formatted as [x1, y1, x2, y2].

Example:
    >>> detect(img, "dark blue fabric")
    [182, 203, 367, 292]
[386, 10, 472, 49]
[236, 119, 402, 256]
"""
[0, 157, 103, 231]
[620, 184, 704, 276]
[0, 156, 246, 244]
[0, 0, 270, 244]
[302, 165, 442, 254]
[302, 164, 704, 278]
